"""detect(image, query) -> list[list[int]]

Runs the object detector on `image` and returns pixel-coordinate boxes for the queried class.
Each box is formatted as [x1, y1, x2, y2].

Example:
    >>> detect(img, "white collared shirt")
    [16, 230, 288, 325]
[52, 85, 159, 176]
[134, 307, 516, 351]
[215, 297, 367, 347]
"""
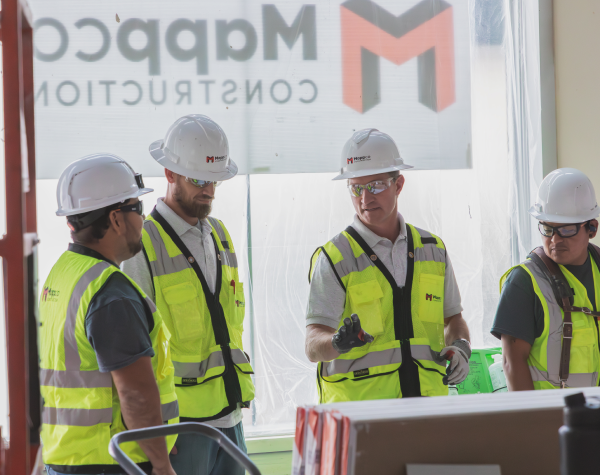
[121, 198, 242, 428]
[306, 213, 463, 329]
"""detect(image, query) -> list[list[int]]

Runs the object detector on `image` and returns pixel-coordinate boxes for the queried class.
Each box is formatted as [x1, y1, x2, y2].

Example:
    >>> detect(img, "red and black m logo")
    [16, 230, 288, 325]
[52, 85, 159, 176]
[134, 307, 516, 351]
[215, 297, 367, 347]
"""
[341, 0, 455, 113]
[347, 157, 354, 164]
[206, 156, 215, 163]
[426, 294, 433, 301]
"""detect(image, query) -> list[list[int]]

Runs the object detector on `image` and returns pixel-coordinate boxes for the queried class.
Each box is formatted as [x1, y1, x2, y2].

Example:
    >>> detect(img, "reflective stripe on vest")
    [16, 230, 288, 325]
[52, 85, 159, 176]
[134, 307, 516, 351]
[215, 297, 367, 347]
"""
[519, 259, 599, 388]
[172, 349, 250, 379]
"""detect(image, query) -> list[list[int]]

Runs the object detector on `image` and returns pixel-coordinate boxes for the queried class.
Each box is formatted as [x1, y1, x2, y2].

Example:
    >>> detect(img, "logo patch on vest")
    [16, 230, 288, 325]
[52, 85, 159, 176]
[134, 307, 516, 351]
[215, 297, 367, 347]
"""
[42, 286, 60, 302]
[425, 293, 442, 302]
[353, 369, 369, 378]
[181, 378, 197, 385]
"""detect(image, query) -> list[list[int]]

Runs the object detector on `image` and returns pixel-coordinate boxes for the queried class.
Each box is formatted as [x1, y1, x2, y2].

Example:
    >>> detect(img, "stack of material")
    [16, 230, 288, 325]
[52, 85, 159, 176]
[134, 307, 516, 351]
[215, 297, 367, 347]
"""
[292, 387, 600, 475]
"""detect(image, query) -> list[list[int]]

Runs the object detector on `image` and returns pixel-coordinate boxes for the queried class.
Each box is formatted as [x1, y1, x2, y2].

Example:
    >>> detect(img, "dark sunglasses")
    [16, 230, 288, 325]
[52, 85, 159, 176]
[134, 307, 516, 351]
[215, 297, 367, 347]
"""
[538, 221, 589, 238]
[115, 201, 144, 216]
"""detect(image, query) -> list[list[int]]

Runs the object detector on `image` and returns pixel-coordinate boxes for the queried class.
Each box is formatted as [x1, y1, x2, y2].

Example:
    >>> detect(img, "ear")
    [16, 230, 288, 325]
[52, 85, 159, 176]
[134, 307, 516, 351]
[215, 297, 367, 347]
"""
[395, 175, 405, 198]
[107, 208, 127, 236]
[165, 168, 177, 184]
[589, 219, 598, 239]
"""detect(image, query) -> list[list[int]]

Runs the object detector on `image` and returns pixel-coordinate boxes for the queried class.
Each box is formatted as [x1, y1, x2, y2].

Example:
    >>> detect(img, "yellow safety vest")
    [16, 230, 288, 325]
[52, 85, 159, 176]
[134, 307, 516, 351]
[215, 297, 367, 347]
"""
[141, 209, 254, 420]
[39, 247, 179, 473]
[500, 253, 600, 389]
[309, 223, 449, 403]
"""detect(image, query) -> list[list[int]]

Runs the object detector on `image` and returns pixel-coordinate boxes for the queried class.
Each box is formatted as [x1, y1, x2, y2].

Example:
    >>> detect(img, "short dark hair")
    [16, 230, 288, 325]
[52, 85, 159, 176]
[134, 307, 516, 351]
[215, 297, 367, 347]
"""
[67, 202, 122, 244]
[388, 170, 400, 180]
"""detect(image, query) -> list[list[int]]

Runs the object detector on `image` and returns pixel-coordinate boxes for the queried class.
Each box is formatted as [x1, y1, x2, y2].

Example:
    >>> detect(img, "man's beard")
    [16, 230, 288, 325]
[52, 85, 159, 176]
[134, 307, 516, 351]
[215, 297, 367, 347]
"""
[128, 236, 143, 257]
[174, 187, 212, 220]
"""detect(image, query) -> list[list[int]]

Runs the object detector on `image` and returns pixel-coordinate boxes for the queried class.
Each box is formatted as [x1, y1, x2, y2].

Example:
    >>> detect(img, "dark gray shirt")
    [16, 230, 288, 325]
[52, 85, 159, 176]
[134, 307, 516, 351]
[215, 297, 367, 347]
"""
[491, 255, 597, 345]
[70, 244, 155, 372]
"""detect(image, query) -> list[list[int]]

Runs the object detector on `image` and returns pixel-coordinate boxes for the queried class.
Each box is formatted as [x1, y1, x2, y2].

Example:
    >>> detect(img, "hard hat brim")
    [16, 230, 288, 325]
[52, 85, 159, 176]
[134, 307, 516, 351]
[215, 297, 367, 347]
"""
[56, 186, 153, 217]
[529, 205, 600, 224]
[332, 163, 413, 181]
[149, 139, 238, 181]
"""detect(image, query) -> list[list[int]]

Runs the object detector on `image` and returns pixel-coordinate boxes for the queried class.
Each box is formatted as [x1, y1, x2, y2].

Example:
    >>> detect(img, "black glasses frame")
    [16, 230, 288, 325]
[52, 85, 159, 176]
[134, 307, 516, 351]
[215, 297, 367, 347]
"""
[538, 221, 588, 238]
[115, 201, 144, 216]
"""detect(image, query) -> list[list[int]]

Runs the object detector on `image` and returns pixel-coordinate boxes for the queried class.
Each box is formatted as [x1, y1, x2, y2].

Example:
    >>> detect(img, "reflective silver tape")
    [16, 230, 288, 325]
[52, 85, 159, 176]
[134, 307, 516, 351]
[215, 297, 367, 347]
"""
[144, 296, 157, 313]
[145, 221, 190, 276]
[231, 349, 250, 365]
[322, 347, 403, 377]
[64, 261, 111, 371]
[330, 233, 373, 279]
[173, 351, 225, 379]
[207, 217, 227, 242]
[220, 250, 238, 269]
[522, 260, 565, 378]
[529, 366, 598, 387]
[414, 246, 445, 264]
[39, 368, 111, 389]
[414, 227, 432, 239]
[161, 400, 180, 421]
[411, 345, 446, 368]
[42, 406, 112, 426]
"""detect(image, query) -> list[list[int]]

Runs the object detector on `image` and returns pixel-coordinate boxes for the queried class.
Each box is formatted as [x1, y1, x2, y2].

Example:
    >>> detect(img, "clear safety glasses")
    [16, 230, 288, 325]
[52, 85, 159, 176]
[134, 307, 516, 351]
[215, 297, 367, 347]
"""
[538, 221, 588, 238]
[348, 177, 394, 198]
[185, 177, 221, 188]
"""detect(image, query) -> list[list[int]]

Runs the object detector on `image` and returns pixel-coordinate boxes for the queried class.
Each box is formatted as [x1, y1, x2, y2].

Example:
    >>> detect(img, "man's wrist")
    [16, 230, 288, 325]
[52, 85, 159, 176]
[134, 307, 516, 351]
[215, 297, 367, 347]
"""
[451, 339, 471, 360]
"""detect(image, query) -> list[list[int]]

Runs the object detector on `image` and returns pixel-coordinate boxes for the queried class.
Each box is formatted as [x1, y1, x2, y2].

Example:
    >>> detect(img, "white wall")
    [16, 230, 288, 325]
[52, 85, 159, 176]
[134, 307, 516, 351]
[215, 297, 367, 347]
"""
[554, 0, 600, 244]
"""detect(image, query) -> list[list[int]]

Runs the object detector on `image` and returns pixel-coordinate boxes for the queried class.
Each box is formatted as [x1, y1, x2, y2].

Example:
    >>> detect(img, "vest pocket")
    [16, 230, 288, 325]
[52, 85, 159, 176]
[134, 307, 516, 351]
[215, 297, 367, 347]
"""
[418, 274, 445, 324]
[162, 282, 203, 343]
[569, 326, 596, 374]
[348, 280, 384, 336]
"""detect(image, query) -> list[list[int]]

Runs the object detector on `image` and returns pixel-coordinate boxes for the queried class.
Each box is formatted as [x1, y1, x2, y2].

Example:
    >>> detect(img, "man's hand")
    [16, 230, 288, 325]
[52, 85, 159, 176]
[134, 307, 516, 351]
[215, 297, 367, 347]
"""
[331, 314, 374, 354]
[152, 466, 177, 475]
[440, 340, 471, 384]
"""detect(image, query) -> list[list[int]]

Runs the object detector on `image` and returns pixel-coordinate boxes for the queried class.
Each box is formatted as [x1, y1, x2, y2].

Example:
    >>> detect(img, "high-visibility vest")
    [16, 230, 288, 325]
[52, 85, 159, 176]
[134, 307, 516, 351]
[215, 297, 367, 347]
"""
[500, 254, 600, 389]
[39, 249, 179, 472]
[141, 210, 254, 420]
[309, 224, 449, 403]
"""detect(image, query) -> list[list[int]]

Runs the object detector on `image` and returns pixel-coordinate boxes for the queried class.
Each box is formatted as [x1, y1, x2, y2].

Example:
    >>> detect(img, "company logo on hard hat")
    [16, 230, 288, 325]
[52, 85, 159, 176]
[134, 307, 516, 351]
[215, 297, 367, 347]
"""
[348, 155, 371, 164]
[206, 155, 226, 164]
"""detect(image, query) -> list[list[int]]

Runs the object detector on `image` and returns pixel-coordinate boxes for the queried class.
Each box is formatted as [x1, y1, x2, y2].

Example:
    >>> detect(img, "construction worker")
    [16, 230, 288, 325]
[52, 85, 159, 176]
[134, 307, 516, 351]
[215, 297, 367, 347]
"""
[491, 168, 600, 390]
[305, 128, 471, 402]
[40, 154, 179, 475]
[122, 115, 254, 475]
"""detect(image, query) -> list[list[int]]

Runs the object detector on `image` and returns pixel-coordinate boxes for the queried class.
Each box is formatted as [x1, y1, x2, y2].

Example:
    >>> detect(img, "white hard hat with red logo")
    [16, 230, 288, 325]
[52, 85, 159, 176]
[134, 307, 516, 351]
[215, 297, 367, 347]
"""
[56, 153, 153, 217]
[149, 114, 238, 181]
[332, 128, 413, 181]
[530, 167, 600, 223]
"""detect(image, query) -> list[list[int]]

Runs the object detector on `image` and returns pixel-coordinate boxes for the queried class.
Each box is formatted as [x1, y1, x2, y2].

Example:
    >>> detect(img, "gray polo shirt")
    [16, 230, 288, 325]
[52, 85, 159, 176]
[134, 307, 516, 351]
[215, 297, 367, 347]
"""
[306, 213, 463, 329]
[121, 198, 242, 429]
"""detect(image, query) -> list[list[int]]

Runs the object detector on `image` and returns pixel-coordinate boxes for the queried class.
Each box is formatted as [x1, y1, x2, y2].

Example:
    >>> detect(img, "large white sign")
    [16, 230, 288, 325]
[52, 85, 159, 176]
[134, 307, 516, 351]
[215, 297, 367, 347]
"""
[30, 0, 471, 178]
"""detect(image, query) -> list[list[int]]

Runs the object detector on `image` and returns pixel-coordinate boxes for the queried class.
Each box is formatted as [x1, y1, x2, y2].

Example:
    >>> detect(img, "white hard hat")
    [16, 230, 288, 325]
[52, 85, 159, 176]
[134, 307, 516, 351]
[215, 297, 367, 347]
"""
[530, 168, 600, 223]
[332, 128, 413, 181]
[149, 114, 238, 181]
[56, 153, 153, 217]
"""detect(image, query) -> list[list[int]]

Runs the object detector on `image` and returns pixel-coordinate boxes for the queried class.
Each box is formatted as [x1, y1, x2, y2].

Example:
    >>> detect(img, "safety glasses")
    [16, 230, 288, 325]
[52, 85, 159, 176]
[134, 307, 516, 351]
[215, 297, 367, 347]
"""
[185, 177, 221, 188]
[538, 221, 587, 238]
[348, 177, 394, 198]
[115, 201, 144, 216]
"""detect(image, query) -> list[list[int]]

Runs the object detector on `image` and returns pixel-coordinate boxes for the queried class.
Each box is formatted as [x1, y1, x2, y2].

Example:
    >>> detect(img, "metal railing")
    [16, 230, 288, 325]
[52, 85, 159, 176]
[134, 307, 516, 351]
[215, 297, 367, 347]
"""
[109, 422, 261, 475]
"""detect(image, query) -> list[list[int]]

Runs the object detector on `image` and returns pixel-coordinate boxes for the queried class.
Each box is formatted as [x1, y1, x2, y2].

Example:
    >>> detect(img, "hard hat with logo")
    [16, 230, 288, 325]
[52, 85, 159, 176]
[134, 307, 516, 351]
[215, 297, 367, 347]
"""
[332, 128, 413, 181]
[149, 114, 238, 181]
[529, 168, 600, 223]
[56, 153, 153, 227]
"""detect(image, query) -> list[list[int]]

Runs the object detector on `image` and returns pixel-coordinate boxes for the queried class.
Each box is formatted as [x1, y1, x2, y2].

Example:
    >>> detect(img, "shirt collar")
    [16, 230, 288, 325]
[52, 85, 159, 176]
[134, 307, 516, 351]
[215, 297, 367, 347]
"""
[155, 198, 213, 238]
[351, 212, 407, 247]
[68, 243, 119, 268]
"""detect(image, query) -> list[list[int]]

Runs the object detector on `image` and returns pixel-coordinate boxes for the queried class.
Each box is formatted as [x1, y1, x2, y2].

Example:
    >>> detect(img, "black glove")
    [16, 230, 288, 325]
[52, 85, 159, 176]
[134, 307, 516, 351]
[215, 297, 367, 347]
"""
[331, 314, 374, 354]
